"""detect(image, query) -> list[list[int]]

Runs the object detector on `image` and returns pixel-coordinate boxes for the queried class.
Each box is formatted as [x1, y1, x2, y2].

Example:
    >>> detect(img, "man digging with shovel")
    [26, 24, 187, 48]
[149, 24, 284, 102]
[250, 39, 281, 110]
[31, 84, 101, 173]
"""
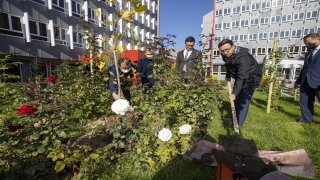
[219, 39, 262, 127]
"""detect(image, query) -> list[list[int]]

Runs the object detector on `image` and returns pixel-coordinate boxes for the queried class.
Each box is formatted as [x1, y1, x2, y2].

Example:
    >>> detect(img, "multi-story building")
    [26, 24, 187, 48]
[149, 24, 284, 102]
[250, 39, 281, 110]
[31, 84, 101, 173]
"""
[0, 0, 160, 82]
[202, 0, 320, 80]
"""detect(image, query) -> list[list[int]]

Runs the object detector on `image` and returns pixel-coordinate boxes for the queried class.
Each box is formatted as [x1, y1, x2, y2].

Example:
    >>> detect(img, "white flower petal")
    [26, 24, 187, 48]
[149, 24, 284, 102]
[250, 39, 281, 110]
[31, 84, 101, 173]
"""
[179, 124, 192, 135]
[158, 128, 172, 142]
[111, 99, 130, 115]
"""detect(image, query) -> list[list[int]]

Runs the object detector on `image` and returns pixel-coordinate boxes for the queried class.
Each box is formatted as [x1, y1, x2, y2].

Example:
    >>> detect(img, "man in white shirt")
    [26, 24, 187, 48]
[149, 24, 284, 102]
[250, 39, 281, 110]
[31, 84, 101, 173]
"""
[294, 33, 320, 124]
[175, 36, 201, 79]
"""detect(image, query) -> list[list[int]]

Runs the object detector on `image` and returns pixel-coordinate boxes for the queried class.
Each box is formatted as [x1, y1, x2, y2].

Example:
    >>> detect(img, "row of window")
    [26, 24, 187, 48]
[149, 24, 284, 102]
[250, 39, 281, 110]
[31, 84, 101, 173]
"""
[213, 45, 309, 57]
[0, 12, 154, 46]
[216, 0, 318, 16]
[214, 28, 320, 43]
[215, 11, 318, 30]
[29, 0, 157, 30]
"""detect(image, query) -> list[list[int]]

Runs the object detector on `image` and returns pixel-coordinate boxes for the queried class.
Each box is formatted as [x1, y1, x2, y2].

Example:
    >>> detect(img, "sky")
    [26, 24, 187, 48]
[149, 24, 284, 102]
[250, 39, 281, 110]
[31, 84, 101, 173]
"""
[159, 0, 214, 50]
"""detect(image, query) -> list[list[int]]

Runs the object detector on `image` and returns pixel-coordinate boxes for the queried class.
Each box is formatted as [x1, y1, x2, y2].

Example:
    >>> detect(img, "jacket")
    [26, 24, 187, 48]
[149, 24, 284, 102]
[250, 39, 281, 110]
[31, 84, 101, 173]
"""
[137, 57, 156, 87]
[108, 64, 138, 94]
[222, 46, 262, 95]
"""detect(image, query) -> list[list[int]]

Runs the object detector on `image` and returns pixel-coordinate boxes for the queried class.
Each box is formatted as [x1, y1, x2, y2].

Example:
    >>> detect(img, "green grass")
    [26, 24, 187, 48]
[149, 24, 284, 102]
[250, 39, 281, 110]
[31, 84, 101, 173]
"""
[105, 91, 320, 180]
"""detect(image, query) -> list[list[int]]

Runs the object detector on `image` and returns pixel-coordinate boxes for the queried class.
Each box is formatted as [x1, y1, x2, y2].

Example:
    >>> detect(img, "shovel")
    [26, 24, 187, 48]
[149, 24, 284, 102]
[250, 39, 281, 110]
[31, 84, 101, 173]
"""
[227, 81, 240, 138]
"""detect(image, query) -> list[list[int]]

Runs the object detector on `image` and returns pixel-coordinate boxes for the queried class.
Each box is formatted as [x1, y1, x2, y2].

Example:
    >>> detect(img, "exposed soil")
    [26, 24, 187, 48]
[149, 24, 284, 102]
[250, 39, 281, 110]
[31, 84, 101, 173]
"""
[212, 137, 277, 180]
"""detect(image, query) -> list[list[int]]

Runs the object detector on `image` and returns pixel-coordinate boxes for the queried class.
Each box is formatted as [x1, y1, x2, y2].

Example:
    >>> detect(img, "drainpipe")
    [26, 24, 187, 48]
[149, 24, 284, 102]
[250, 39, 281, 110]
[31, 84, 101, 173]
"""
[210, 0, 216, 75]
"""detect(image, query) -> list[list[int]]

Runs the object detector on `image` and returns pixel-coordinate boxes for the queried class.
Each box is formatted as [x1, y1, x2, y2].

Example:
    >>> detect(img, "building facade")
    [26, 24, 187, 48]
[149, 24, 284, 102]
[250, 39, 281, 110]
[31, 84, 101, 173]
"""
[202, 0, 320, 80]
[0, 0, 159, 82]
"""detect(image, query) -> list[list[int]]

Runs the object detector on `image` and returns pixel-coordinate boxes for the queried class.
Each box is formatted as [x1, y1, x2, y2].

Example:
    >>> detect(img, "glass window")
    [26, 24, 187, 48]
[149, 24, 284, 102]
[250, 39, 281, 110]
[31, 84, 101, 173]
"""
[291, 29, 302, 37]
[242, 5, 249, 12]
[30, 0, 46, 5]
[39, 22, 47, 36]
[261, 1, 271, 9]
[249, 33, 257, 41]
[257, 48, 266, 55]
[280, 30, 290, 38]
[239, 34, 247, 41]
[252, 3, 260, 11]
[259, 32, 267, 39]
[295, 0, 306, 4]
[233, 6, 240, 14]
[306, 11, 317, 19]
[283, 0, 293, 5]
[0, 12, 10, 29]
[29, 21, 38, 35]
[260, 17, 269, 25]
[11, 16, 22, 31]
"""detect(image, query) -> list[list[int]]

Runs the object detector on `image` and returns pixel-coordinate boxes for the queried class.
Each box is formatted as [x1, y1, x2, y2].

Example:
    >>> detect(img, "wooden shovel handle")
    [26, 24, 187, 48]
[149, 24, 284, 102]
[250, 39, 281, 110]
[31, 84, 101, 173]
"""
[227, 81, 240, 134]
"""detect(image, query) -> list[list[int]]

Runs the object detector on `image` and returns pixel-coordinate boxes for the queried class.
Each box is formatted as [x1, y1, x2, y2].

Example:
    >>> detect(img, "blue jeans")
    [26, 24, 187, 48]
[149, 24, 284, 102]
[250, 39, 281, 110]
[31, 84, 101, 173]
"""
[234, 87, 255, 126]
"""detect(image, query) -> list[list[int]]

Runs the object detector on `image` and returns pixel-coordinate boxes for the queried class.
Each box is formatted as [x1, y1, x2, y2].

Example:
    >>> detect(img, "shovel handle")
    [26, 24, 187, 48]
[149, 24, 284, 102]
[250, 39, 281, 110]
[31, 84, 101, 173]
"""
[227, 81, 240, 137]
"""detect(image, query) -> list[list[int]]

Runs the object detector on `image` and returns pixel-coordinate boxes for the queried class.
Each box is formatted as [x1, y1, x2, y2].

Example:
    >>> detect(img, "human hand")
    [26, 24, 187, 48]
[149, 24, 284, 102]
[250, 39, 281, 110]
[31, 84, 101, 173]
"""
[294, 83, 300, 89]
[225, 77, 231, 82]
[229, 94, 236, 101]
[112, 92, 121, 100]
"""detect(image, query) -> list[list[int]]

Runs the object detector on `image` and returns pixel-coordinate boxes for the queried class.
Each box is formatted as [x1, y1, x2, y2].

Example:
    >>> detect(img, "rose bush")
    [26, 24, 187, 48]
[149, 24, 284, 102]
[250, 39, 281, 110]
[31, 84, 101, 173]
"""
[111, 99, 130, 115]
[179, 124, 192, 135]
[46, 76, 58, 84]
[158, 128, 172, 142]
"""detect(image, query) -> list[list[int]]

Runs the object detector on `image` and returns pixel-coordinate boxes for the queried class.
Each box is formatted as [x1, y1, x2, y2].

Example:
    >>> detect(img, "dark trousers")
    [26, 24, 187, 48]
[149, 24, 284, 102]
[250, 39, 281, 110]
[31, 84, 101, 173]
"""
[122, 90, 131, 104]
[299, 80, 320, 123]
[234, 87, 255, 126]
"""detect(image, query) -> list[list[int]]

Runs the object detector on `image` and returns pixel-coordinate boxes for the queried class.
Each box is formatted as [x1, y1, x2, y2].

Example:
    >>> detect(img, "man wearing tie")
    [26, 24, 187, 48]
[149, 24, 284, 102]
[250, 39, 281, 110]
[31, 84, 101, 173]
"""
[175, 36, 201, 80]
[294, 33, 320, 124]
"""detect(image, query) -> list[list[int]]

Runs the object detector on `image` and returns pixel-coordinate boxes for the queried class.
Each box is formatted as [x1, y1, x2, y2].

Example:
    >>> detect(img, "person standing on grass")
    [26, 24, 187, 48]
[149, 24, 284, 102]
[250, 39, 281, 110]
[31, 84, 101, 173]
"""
[108, 58, 138, 103]
[218, 39, 262, 126]
[137, 45, 156, 89]
[294, 33, 320, 124]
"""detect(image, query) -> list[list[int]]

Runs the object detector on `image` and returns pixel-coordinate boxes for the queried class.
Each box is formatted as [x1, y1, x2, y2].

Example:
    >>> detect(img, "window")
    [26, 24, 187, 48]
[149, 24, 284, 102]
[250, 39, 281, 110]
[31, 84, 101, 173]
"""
[301, 45, 308, 54]
[272, 0, 282, 7]
[295, 0, 306, 4]
[54, 27, 68, 45]
[250, 18, 259, 26]
[280, 30, 290, 39]
[241, 20, 249, 27]
[251, 48, 256, 55]
[230, 35, 238, 42]
[242, 5, 250, 12]
[249, 34, 257, 41]
[259, 32, 268, 40]
[214, 36, 221, 43]
[215, 23, 222, 30]
[282, 14, 292, 22]
[224, 8, 231, 15]
[72, 1, 82, 18]
[261, 1, 271, 9]
[0, 12, 23, 37]
[31, 0, 46, 5]
[88, 8, 98, 24]
[216, 9, 223, 16]
[233, 6, 240, 14]
[251, 3, 260, 11]
[52, 0, 65, 12]
[29, 20, 47, 41]
[102, 14, 109, 28]
[291, 29, 302, 38]
[304, 28, 315, 36]
[222, 36, 229, 39]
[289, 46, 299, 54]
[260, 17, 269, 25]
[213, 50, 221, 57]
[271, 16, 281, 23]
[283, 0, 293, 5]
[232, 21, 239, 28]
[257, 48, 266, 55]
[223, 22, 230, 29]
[269, 31, 279, 39]
[318, 28, 320, 34]
[293, 12, 304, 21]
[279, 46, 288, 51]
[306, 11, 317, 20]
[239, 34, 247, 42]
[73, 32, 84, 48]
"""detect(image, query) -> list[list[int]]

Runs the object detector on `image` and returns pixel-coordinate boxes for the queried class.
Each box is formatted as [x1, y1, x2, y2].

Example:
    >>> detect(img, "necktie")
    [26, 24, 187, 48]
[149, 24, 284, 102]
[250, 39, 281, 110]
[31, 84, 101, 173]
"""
[183, 51, 189, 72]
[307, 49, 316, 65]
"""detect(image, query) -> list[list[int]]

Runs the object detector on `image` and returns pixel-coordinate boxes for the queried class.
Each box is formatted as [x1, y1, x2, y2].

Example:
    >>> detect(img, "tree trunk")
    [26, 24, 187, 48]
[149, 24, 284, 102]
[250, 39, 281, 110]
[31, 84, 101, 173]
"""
[266, 37, 278, 113]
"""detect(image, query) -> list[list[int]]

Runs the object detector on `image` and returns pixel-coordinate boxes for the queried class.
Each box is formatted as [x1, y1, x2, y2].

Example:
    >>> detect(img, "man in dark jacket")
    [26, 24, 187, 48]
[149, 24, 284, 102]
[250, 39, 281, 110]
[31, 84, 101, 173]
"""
[175, 36, 202, 79]
[137, 46, 155, 88]
[108, 58, 138, 103]
[218, 39, 262, 126]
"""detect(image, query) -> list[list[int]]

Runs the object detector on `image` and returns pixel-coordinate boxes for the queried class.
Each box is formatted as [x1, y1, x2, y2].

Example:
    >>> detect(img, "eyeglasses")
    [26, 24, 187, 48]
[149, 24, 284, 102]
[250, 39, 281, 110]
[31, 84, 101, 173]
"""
[219, 47, 232, 54]
[185, 44, 195, 47]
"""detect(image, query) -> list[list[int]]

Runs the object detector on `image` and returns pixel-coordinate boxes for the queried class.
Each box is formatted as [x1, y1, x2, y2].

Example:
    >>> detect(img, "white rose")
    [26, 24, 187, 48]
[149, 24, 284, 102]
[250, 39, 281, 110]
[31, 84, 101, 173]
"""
[179, 124, 192, 135]
[111, 99, 130, 115]
[158, 128, 172, 142]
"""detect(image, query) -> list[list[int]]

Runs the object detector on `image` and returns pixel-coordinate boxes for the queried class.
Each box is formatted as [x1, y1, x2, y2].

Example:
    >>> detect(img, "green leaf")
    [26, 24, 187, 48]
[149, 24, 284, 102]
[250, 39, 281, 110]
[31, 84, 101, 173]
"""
[53, 140, 61, 147]
[58, 131, 67, 138]
[137, 148, 142, 154]
[113, 131, 121, 138]
[90, 153, 99, 159]
[38, 146, 45, 153]
[32, 151, 39, 156]
[54, 161, 66, 172]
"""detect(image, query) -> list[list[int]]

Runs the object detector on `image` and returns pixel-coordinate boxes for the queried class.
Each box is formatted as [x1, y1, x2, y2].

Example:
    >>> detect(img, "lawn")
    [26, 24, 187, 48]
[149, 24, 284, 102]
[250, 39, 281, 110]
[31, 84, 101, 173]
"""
[98, 90, 320, 180]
